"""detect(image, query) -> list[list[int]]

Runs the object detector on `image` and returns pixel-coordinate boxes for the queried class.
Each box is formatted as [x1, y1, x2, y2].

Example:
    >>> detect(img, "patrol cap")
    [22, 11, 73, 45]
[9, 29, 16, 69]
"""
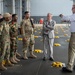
[3, 13, 11, 18]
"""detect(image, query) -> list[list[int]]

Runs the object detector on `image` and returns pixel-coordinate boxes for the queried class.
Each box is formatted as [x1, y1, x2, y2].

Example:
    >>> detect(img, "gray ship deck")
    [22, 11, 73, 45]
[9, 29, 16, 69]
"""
[0, 25, 75, 75]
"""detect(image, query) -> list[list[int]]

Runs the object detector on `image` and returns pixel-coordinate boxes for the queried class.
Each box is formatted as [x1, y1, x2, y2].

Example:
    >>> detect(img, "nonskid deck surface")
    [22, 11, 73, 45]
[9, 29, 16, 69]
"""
[0, 25, 75, 75]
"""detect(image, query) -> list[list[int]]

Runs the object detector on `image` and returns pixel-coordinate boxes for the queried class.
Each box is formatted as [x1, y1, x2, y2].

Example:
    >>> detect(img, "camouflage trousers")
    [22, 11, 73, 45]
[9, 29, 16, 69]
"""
[10, 38, 17, 57]
[23, 34, 35, 53]
[0, 35, 1, 50]
[0, 41, 10, 62]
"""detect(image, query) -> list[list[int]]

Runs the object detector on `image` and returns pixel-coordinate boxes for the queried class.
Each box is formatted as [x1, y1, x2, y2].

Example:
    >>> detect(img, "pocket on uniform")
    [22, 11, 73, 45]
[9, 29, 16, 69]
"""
[30, 34, 35, 45]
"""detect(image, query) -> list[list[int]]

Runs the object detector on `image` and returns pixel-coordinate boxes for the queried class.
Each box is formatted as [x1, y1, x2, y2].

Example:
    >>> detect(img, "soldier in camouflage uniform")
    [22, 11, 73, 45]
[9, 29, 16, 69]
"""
[0, 13, 14, 71]
[0, 18, 3, 55]
[21, 11, 37, 59]
[9, 14, 20, 64]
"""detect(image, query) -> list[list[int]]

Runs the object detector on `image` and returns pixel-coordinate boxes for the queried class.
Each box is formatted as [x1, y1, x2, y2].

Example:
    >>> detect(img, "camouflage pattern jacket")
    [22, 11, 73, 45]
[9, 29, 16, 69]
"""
[9, 21, 18, 40]
[0, 20, 10, 42]
[20, 19, 34, 38]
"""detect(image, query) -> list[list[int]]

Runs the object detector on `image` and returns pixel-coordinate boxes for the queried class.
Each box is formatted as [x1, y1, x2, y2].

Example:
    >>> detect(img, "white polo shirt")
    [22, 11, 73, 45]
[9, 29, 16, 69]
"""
[62, 14, 75, 32]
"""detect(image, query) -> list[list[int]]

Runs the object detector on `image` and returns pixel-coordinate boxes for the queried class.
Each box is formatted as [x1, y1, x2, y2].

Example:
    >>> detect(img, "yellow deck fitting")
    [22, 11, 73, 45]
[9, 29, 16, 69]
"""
[34, 36, 39, 38]
[64, 34, 68, 36]
[18, 38, 23, 41]
[52, 62, 63, 68]
[54, 43, 61, 46]
[55, 36, 59, 38]
[34, 49, 43, 53]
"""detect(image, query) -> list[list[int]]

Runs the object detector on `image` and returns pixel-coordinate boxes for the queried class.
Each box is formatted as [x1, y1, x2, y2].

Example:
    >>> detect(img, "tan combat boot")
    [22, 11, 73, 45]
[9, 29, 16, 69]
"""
[10, 57, 18, 64]
[29, 51, 37, 58]
[0, 62, 7, 71]
[14, 54, 20, 62]
[5, 60, 14, 67]
[23, 51, 28, 60]
[16, 52, 21, 57]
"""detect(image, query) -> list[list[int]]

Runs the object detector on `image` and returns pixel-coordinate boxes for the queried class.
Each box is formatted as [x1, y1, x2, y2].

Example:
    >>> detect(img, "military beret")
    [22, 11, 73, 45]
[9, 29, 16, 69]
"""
[3, 13, 11, 18]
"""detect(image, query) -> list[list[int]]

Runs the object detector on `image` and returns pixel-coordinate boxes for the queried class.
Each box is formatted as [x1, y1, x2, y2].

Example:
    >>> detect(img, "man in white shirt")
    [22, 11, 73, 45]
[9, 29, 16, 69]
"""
[59, 5, 75, 72]
[42, 13, 56, 61]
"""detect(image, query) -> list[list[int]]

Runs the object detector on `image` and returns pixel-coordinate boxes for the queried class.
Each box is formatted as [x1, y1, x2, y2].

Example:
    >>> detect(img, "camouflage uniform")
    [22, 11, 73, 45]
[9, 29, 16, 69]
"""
[0, 19, 4, 52]
[0, 21, 2, 56]
[0, 35, 1, 51]
[21, 19, 35, 55]
[0, 13, 14, 71]
[9, 22, 18, 58]
[0, 21, 10, 62]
